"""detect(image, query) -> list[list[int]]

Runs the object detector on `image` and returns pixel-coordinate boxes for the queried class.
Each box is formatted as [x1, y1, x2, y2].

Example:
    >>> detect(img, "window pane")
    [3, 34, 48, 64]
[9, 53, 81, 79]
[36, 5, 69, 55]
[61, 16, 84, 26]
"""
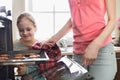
[55, 0, 70, 12]
[32, 0, 54, 12]
[0, 0, 12, 19]
[55, 13, 73, 38]
[33, 13, 54, 40]
[26, 0, 72, 40]
[0, 0, 12, 10]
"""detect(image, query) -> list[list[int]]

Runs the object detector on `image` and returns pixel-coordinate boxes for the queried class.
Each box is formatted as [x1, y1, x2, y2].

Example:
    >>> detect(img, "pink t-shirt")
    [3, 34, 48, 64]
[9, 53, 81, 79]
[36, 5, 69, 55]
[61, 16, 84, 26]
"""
[69, 0, 112, 54]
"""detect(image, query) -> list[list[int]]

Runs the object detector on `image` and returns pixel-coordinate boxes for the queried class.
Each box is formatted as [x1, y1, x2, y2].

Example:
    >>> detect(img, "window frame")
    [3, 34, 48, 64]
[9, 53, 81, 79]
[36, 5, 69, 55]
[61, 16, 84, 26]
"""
[25, 0, 72, 40]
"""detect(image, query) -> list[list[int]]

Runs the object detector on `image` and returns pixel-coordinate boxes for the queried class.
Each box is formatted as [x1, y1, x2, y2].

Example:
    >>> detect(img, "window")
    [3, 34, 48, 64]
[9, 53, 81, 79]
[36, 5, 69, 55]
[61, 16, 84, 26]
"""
[25, 0, 73, 40]
[0, 0, 12, 20]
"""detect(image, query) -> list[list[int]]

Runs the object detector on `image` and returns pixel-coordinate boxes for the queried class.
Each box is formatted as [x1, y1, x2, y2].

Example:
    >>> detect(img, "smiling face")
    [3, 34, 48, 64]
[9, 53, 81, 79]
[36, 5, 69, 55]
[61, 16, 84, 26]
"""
[17, 17, 37, 42]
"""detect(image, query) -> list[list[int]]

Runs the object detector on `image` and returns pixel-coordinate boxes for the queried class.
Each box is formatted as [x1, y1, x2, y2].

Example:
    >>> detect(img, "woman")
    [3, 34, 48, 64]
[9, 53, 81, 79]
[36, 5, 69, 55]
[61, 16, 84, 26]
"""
[48, 0, 117, 80]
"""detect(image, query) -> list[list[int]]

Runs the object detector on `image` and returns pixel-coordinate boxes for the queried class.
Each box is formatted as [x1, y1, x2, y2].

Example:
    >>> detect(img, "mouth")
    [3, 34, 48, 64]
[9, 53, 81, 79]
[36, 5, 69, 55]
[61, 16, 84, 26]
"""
[22, 35, 31, 39]
[23, 35, 29, 38]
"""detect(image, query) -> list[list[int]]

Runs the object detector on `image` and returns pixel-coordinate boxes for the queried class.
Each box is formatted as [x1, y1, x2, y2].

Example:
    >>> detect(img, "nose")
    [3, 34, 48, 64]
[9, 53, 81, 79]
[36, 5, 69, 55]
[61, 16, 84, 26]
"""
[23, 30, 27, 35]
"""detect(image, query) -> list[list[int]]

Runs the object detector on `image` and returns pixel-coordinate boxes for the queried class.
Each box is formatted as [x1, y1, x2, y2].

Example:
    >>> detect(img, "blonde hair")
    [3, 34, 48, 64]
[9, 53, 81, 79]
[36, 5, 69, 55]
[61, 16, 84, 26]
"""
[17, 12, 36, 27]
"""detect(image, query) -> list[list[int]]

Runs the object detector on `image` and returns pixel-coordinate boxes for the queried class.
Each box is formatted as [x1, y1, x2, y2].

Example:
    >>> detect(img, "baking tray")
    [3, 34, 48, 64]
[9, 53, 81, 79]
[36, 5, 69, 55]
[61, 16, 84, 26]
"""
[0, 50, 49, 65]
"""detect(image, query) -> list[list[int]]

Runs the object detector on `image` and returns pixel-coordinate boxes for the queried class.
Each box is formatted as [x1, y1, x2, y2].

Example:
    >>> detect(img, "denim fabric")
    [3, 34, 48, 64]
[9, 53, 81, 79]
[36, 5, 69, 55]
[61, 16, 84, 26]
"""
[72, 43, 117, 80]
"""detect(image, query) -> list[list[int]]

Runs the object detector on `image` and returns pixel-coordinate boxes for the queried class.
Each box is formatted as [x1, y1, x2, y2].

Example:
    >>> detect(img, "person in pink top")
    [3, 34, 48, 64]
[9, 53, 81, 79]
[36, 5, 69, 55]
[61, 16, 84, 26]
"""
[48, 0, 117, 80]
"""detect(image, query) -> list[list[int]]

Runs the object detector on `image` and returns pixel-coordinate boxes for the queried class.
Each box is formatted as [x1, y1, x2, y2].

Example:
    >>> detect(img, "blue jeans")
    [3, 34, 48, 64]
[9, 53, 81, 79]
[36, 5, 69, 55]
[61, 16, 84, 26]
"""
[72, 43, 117, 80]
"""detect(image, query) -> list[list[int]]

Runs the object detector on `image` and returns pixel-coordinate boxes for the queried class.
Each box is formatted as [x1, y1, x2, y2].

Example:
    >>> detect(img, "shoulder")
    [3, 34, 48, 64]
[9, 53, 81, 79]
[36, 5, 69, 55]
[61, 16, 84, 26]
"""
[13, 39, 20, 46]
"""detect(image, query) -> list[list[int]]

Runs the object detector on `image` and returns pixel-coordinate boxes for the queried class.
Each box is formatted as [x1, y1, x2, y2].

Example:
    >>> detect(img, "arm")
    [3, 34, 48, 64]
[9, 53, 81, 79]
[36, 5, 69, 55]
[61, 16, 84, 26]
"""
[47, 18, 72, 43]
[83, 0, 116, 67]
[93, 0, 116, 46]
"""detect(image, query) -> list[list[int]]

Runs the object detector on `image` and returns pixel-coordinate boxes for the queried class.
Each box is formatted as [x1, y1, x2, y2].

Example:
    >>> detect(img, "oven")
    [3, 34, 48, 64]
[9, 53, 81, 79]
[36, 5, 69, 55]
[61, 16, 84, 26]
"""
[0, 16, 14, 80]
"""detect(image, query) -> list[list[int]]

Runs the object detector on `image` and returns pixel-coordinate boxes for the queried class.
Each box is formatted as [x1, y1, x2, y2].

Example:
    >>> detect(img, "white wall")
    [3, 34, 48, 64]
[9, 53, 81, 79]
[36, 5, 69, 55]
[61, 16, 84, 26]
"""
[12, 0, 25, 41]
[116, 0, 120, 18]
[114, 0, 120, 40]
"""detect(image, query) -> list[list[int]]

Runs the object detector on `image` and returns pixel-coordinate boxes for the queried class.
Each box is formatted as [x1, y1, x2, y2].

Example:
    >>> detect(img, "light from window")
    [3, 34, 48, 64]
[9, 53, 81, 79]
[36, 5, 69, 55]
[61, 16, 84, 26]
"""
[26, 0, 72, 41]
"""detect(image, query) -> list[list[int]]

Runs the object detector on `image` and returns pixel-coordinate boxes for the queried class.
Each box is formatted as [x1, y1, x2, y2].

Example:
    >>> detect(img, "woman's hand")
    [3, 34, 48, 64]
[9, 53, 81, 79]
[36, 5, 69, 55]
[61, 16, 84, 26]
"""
[82, 42, 100, 67]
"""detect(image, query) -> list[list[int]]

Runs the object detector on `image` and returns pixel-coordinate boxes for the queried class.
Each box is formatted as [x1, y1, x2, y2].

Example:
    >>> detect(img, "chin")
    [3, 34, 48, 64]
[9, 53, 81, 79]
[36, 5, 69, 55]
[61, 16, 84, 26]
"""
[23, 38, 32, 42]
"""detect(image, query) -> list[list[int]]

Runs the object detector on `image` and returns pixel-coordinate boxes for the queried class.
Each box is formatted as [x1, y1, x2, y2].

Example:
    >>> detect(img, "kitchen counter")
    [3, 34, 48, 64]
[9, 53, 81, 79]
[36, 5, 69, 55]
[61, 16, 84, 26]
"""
[61, 47, 120, 56]
[61, 47, 73, 56]
[114, 46, 120, 53]
[61, 46, 120, 55]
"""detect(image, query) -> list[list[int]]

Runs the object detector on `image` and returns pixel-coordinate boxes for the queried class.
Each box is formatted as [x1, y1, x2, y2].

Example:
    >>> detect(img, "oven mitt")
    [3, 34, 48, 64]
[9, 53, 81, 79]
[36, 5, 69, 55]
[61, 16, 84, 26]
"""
[32, 42, 61, 71]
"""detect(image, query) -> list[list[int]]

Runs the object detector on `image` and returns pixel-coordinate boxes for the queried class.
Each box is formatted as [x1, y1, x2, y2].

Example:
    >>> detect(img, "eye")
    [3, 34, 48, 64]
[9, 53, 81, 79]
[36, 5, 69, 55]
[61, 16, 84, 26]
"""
[19, 29, 24, 32]
[26, 28, 31, 31]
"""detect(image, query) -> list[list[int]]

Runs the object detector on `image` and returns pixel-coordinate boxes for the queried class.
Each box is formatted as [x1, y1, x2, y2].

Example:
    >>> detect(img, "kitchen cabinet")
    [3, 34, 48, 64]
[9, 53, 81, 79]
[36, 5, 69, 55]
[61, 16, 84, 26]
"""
[114, 47, 120, 80]
[0, 16, 14, 80]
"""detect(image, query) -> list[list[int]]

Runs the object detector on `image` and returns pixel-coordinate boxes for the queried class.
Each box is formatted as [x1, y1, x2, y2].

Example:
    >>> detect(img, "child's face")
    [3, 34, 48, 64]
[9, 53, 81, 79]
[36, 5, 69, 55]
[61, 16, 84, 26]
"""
[17, 18, 37, 42]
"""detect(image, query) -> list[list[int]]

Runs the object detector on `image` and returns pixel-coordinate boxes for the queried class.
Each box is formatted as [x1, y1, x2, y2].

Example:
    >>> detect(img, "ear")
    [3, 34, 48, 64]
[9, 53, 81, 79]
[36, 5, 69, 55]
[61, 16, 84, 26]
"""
[35, 27, 37, 32]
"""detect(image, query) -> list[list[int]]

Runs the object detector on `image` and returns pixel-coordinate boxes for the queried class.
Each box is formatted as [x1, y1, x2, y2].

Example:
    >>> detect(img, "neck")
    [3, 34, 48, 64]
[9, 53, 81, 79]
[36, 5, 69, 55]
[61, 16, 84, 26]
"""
[20, 38, 38, 47]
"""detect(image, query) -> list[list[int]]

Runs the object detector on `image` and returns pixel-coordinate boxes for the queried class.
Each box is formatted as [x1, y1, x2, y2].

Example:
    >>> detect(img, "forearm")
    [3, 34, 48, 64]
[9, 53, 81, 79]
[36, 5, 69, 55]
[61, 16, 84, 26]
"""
[91, 0, 116, 48]
[48, 18, 72, 42]
[93, 19, 116, 48]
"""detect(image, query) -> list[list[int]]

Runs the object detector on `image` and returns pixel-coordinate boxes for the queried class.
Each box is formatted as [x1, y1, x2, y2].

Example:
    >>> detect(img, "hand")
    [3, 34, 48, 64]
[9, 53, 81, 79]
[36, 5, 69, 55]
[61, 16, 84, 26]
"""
[82, 42, 100, 67]
[17, 65, 26, 75]
[46, 36, 58, 43]
[32, 42, 55, 50]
